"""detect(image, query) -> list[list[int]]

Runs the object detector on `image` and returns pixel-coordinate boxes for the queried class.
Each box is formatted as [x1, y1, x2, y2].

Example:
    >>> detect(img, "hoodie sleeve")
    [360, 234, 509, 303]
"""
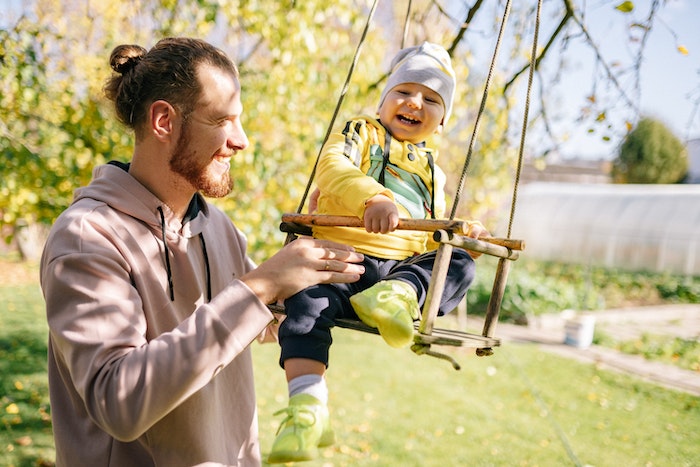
[41, 209, 273, 442]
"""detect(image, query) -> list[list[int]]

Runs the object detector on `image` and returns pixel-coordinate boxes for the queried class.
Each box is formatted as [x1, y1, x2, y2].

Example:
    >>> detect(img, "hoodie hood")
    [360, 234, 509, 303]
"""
[73, 161, 213, 301]
[74, 161, 209, 239]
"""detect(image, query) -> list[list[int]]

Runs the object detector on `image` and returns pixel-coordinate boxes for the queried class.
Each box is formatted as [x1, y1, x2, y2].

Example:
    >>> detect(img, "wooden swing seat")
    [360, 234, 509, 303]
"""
[276, 214, 524, 369]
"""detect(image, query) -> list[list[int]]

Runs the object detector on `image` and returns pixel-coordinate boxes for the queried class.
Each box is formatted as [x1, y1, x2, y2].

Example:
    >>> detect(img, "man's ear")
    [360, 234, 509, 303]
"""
[150, 100, 177, 142]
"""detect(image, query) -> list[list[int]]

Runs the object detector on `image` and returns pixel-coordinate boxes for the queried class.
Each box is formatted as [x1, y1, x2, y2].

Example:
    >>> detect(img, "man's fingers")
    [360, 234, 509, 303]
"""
[320, 258, 365, 274]
[312, 239, 356, 252]
[316, 245, 364, 264]
[322, 266, 363, 283]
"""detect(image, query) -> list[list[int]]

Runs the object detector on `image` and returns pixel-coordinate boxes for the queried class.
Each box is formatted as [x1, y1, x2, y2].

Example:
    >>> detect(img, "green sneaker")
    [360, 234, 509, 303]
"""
[349, 280, 419, 348]
[267, 393, 335, 464]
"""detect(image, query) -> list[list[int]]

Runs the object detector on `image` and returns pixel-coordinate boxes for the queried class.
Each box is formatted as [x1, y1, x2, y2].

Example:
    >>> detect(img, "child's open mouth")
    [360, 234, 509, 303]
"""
[397, 114, 420, 125]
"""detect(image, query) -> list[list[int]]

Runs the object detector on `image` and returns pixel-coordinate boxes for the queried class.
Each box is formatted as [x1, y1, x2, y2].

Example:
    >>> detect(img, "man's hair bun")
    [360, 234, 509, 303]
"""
[109, 44, 148, 74]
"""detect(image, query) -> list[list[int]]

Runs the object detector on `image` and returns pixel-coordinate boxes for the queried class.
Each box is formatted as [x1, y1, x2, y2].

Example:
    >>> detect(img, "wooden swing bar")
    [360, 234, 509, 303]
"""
[281, 213, 525, 252]
[279, 214, 524, 370]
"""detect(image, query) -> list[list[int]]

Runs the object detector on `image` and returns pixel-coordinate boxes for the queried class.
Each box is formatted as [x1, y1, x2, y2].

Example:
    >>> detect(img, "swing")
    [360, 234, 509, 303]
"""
[274, 0, 539, 370]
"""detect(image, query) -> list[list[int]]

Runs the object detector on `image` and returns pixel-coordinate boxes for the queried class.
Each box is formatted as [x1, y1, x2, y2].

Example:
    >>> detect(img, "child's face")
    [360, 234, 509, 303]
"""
[378, 82, 445, 144]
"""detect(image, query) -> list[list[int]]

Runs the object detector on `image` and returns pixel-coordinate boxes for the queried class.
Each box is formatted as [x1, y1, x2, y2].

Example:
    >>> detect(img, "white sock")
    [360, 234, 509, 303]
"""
[288, 374, 328, 405]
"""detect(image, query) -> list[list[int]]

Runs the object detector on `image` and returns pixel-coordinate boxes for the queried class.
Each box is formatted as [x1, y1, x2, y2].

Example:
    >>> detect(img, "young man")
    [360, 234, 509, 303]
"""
[40, 37, 365, 467]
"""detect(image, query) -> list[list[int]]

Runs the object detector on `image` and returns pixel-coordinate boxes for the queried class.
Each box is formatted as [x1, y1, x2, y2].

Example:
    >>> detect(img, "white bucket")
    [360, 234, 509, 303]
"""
[564, 314, 596, 349]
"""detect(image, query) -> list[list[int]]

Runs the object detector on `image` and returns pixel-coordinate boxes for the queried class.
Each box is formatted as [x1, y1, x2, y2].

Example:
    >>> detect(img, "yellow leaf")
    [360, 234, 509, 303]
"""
[615, 1, 634, 13]
[677, 45, 689, 56]
[5, 403, 19, 414]
[596, 112, 607, 122]
[625, 121, 634, 132]
[15, 436, 32, 446]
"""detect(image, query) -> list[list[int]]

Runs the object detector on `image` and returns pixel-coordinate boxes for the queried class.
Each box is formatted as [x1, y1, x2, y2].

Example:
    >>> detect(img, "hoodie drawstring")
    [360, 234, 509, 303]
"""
[157, 206, 212, 302]
[157, 206, 175, 301]
[199, 233, 212, 302]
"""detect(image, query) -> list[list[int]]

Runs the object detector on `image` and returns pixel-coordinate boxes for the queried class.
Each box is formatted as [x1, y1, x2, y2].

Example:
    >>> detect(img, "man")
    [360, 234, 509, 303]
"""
[40, 37, 364, 467]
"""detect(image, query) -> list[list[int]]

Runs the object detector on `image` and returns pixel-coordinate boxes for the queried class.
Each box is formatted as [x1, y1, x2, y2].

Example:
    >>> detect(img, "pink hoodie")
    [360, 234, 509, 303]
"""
[40, 162, 274, 466]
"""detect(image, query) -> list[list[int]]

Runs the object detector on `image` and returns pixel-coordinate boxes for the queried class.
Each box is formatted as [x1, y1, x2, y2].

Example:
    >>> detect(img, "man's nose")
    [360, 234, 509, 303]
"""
[229, 124, 249, 151]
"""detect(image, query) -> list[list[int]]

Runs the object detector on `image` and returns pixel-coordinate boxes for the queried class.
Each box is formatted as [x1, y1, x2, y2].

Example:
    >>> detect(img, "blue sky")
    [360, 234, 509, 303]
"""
[450, 0, 699, 160]
[540, 0, 699, 159]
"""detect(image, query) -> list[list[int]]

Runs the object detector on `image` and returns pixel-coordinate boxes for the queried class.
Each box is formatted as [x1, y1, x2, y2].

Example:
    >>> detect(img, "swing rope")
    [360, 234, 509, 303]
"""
[291, 0, 537, 237]
[291, 0, 379, 226]
[401, 0, 413, 49]
[279, 0, 539, 365]
[448, 0, 512, 221]
[507, 0, 542, 239]
[448, 0, 541, 242]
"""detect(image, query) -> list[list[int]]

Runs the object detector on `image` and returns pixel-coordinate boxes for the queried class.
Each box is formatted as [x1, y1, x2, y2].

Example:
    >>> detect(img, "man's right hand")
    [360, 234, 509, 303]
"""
[240, 237, 365, 304]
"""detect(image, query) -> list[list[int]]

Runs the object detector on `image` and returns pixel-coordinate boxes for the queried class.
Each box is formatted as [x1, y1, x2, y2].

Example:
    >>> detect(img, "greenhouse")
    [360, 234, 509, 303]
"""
[511, 183, 700, 276]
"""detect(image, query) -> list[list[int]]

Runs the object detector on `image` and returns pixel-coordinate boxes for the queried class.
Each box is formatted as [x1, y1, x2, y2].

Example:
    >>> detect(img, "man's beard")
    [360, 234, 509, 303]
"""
[169, 122, 234, 198]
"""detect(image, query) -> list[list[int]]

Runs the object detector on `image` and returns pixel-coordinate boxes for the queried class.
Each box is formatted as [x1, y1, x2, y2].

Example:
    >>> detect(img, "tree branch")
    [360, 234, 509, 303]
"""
[446, 0, 484, 56]
[504, 0, 574, 95]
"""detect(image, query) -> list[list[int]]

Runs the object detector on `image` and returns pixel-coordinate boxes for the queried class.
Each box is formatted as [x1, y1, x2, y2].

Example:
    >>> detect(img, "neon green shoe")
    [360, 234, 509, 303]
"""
[267, 394, 335, 464]
[349, 280, 419, 348]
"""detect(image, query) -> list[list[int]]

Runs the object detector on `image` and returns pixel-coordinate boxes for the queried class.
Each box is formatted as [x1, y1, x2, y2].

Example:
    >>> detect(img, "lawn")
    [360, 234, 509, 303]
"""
[254, 331, 700, 466]
[1, 258, 699, 467]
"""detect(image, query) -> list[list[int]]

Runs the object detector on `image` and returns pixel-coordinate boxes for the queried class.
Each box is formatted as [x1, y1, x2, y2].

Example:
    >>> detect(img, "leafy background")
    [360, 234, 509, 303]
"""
[1, 0, 628, 261]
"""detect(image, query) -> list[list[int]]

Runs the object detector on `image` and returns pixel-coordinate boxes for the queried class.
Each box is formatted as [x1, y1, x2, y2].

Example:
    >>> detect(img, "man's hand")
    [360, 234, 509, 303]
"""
[241, 237, 365, 304]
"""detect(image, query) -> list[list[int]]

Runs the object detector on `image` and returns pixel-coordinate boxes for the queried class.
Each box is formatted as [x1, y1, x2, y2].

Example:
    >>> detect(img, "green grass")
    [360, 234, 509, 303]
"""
[595, 330, 700, 372]
[469, 257, 700, 324]
[0, 282, 54, 467]
[1, 258, 699, 466]
[254, 331, 700, 466]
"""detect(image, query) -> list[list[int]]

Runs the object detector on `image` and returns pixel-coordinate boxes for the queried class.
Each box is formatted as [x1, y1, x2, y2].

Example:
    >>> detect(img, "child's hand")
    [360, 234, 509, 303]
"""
[465, 220, 490, 259]
[308, 188, 320, 213]
[363, 195, 399, 233]
[466, 221, 489, 240]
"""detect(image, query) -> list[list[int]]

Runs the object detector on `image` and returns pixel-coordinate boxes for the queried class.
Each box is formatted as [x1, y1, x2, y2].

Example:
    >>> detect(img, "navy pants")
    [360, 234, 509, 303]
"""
[278, 248, 475, 368]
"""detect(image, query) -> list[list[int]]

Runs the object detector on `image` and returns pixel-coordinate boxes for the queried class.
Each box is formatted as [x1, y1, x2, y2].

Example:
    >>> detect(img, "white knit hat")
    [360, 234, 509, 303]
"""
[378, 42, 456, 125]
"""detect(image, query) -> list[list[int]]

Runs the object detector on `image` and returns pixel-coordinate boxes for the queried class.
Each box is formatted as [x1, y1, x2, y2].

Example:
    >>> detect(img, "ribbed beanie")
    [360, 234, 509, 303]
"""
[378, 42, 456, 125]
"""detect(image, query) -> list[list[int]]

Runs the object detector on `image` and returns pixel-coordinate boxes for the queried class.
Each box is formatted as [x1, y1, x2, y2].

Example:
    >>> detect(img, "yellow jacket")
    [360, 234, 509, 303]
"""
[313, 115, 447, 260]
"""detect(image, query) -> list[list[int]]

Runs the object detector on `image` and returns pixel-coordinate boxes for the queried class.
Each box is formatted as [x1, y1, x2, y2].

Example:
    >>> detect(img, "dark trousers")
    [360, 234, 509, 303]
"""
[278, 248, 475, 368]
